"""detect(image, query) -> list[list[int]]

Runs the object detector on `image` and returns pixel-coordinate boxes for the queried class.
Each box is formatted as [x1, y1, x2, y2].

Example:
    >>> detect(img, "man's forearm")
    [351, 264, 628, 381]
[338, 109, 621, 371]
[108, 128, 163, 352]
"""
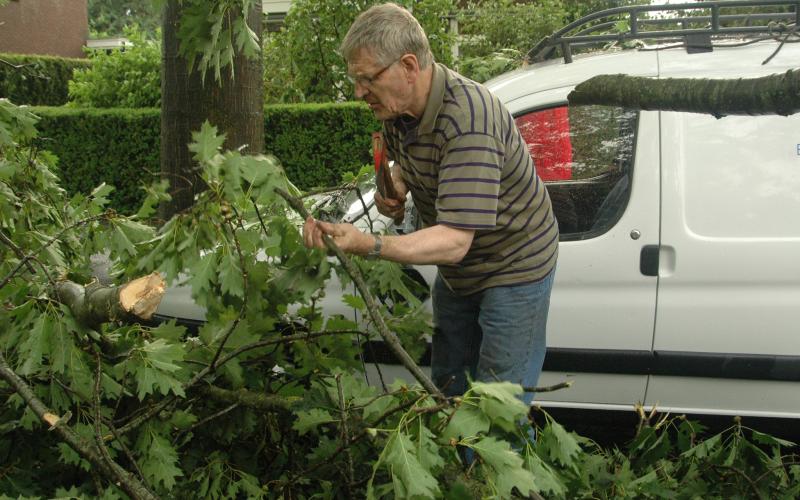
[378, 224, 474, 265]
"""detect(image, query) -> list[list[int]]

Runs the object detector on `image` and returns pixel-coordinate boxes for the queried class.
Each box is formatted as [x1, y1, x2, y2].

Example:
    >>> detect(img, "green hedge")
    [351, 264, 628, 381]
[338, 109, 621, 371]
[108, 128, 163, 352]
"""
[264, 102, 380, 189]
[32, 103, 380, 213]
[32, 107, 161, 213]
[0, 53, 91, 106]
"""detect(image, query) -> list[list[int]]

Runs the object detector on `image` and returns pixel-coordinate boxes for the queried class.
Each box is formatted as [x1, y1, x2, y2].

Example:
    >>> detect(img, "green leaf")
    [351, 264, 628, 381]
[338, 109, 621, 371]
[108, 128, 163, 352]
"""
[539, 419, 583, 469]
[471, 381, 527, 432]
[415, 422, 445, 471]
[218, 252, 245, 298]
[90, 183, 114, 207]
[525, 452, 567, 497]
[189, 251, 218, 297]
[17, 315, 50, 375]
[384, 432, 440, 499]
[137, 428, 184, 490]
[442, 403, 490, 442]
[189, 121, 226, 165]
[293, 408, 336, 436]
[112, 218, 155, 256]
[150, 321, 186, 343]
[682, 432, 723, 459]
[342, 293, 366, 310]
[751, 429, 797, 448]
[471, 437, 536, 498]
[127, 339, 187, 400]
[169, 410, 198, 431]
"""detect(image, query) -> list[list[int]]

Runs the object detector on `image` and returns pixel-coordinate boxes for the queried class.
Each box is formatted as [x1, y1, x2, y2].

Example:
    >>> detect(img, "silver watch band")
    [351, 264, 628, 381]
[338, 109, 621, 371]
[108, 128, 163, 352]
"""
[367, 234, 382, 259]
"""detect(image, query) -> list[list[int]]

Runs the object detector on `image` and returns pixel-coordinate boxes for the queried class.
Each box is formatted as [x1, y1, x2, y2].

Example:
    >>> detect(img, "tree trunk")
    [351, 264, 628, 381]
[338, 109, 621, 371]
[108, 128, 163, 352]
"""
[160, 0, 264, 219]
[567, 69, 800, 118]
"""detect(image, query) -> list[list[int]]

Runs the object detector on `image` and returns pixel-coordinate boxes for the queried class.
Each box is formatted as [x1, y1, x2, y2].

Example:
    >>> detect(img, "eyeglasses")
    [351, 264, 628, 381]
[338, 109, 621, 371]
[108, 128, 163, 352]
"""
[347, 56, 403, 87]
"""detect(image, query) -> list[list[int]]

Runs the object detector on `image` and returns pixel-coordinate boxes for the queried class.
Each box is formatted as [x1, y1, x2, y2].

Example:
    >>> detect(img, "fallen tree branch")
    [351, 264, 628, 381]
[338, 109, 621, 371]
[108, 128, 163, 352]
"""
[55, 273, 166, 326]
[567, 69, 800, 118]
[275, 188, 445, 401]
[0, 351, 156, 500]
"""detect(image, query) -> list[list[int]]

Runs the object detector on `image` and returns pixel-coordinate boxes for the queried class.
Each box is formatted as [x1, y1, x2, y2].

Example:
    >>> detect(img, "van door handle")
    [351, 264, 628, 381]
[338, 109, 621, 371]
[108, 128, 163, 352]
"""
[640, 245, 659, 276]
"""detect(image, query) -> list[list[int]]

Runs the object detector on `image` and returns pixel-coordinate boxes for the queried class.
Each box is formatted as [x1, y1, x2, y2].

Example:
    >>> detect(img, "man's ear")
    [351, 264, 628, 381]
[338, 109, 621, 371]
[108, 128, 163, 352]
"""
[399, 54, 420, 84]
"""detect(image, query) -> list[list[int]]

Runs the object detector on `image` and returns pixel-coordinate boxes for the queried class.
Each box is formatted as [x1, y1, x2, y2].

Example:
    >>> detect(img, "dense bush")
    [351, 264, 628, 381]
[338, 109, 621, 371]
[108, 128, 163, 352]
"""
[32, 106, 161, 214]
[264, 102, 380, 188]
[0, 53, 91, 106]
[32, 102, 379, 213]
[68, 30, 161, 108]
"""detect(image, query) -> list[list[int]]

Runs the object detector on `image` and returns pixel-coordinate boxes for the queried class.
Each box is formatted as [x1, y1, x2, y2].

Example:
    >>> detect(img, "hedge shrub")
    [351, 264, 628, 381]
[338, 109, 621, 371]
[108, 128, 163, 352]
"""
[0, 53, 91, 106]
[264, 102, 380, 189]
[32, 102, 380, 213]
[32, 107, 161, 213]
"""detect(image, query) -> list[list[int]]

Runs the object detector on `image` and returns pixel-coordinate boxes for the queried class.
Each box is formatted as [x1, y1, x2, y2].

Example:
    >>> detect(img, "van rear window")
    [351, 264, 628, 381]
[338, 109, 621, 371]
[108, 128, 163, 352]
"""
[515, 105, 638, 240]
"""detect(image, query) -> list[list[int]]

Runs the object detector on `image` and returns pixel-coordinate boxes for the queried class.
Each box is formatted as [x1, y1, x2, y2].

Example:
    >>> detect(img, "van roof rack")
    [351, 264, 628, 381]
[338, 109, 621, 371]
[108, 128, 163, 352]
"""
[527, 0, 799, 63]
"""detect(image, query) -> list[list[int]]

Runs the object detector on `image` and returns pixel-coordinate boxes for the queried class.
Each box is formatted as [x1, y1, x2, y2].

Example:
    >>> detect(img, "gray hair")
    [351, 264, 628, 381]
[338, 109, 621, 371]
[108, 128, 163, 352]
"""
[340, 3, 433, 69]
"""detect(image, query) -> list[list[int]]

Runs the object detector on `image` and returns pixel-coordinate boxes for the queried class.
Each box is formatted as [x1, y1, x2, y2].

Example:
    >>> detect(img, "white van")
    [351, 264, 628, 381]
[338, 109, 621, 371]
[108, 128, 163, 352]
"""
[482, 1, 800, 419]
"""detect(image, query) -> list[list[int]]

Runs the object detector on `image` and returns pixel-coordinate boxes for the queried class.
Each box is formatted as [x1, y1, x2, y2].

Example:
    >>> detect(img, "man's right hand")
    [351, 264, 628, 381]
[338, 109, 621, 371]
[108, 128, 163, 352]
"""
[374, 171, 408, 221]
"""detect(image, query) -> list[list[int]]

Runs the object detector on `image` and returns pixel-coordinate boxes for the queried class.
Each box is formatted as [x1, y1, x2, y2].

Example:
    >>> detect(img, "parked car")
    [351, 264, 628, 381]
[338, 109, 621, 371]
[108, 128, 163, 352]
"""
[155, 1, 800, 420]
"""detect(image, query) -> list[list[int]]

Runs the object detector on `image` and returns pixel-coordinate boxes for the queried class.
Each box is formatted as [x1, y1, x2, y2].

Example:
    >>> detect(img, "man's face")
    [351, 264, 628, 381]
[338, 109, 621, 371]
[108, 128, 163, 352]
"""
[347, 48, 414, 121]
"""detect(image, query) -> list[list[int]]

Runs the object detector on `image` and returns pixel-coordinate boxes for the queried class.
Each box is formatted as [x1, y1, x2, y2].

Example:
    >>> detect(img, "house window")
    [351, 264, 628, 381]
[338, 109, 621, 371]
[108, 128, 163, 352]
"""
[515, 105, 638, 240]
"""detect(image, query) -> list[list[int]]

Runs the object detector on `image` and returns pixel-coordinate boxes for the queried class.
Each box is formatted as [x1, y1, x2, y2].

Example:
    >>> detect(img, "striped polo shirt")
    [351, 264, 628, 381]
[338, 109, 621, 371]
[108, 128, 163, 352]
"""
[383, 63, 559, 295]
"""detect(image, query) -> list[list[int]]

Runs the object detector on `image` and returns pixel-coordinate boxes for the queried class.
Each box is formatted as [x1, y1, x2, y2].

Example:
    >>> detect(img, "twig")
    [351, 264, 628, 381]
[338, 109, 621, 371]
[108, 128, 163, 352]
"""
[522, 381, 573, 393]
[251, 196, 270, 239]
[275, 188, 444, 401]
[336, 374, 355, 496]
[176, 402, 239, 446]
[0, 229, 36, 274]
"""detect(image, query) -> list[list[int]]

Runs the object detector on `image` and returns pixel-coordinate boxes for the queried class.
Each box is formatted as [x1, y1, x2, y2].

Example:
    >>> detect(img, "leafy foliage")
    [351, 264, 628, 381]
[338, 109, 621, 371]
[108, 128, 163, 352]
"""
[0, 53, 91, 106]
[1, 98, 799, 499]
[88, 0, 162, 39]
[176, 0, 261, 83]
[263, 0, 456, 103]
[68, 28, 161, 108]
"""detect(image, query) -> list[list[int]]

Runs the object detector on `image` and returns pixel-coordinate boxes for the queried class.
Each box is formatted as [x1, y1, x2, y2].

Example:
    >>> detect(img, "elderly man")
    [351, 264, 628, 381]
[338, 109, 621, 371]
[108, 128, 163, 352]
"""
[302, 3, 558, 406]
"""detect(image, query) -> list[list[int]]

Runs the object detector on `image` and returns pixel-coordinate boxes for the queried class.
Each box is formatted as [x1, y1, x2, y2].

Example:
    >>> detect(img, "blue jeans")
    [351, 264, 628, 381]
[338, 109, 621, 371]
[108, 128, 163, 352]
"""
[430, 270, 554, 406]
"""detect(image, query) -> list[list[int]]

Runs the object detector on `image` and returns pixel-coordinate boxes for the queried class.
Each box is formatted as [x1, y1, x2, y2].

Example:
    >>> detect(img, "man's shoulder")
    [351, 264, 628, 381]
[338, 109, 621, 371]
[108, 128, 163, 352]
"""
[437, 65, 507, 132]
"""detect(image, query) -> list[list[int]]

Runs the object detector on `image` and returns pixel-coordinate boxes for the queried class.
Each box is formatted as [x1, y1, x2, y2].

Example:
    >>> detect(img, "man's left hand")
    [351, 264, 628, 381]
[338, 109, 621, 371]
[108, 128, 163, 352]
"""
[302, 217, 371, 255]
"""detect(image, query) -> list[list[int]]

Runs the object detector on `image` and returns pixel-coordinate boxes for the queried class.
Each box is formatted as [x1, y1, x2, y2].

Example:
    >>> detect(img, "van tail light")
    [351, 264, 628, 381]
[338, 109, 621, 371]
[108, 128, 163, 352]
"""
[515, 106, 573, 181]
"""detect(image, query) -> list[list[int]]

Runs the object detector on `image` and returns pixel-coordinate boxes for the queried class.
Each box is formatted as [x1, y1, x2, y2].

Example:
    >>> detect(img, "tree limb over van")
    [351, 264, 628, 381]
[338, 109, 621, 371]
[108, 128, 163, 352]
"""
[568, 69, 800, 118]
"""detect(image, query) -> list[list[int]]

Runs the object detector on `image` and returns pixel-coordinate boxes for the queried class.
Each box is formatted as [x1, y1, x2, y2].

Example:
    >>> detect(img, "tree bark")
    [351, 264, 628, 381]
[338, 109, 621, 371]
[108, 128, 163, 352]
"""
[55, 273, 165, 327]
[160, 1, 264, 219]
[567, 69, 800, 118]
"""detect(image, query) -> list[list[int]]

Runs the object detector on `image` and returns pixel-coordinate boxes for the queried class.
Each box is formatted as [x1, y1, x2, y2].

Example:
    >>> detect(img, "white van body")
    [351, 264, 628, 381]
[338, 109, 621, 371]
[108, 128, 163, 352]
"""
[485, 38, 800, 418]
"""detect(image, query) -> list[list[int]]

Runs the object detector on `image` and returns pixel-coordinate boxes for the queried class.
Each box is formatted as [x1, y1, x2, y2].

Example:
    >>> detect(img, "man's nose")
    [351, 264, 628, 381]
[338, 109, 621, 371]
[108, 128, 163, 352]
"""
[354, 81, 369, 99]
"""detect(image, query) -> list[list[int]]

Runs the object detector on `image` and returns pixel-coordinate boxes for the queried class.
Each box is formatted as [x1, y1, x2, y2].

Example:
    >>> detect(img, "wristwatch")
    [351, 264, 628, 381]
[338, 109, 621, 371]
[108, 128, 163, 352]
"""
[366, 234, 382, 260]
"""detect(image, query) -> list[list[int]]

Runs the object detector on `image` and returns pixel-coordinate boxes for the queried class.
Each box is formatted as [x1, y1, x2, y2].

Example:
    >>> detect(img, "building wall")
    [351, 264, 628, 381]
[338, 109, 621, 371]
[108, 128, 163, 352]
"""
[0, 0, 89, 58]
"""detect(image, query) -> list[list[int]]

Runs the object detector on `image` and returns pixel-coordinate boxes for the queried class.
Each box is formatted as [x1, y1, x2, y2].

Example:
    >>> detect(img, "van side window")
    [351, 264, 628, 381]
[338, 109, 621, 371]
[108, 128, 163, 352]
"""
[515, 105, 638, 240]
